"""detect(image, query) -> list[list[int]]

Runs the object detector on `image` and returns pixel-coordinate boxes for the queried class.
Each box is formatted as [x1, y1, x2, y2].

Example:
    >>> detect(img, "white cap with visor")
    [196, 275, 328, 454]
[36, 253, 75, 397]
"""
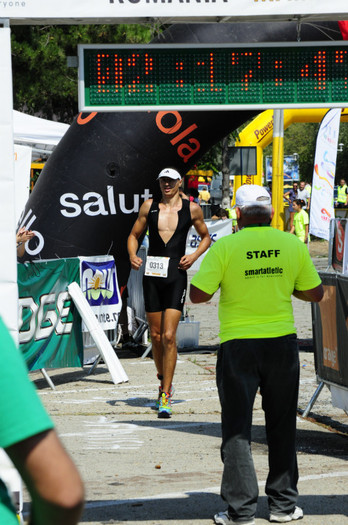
[235, 184, 272, 208]
[157, 168, 182, 181]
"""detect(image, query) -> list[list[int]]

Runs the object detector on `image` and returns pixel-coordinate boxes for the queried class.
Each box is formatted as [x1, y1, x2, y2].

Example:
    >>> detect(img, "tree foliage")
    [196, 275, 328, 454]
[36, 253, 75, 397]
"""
[11, 24, 155, 123]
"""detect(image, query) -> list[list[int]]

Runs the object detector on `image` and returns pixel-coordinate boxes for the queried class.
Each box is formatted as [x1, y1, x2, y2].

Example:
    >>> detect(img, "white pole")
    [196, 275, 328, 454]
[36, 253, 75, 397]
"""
[0, 22, 19, 343]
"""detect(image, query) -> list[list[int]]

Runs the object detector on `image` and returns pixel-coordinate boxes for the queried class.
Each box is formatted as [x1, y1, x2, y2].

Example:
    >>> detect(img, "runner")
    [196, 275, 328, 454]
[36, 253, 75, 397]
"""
[127, 167, 211, 418]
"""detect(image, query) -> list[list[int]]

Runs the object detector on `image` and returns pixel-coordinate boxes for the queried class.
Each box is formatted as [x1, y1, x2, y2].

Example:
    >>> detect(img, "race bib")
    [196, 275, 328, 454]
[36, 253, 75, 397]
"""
[145, 256, 170, 278]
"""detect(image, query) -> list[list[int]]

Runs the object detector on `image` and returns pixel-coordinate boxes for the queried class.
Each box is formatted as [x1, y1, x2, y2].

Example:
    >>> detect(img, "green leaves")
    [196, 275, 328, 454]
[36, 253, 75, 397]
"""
[11, 24, 154, 123]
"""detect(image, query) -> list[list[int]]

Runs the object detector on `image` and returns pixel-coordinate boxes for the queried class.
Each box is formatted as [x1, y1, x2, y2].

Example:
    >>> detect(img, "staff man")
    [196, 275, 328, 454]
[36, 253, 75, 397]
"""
[128, 167, 210, 418]
[190, 184, 323, 525]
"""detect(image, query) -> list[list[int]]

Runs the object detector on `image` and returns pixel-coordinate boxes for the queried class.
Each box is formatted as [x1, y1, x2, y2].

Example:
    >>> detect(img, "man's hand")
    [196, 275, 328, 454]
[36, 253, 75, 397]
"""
[130, 255, 143, 271]
[178, 253, 196, 270]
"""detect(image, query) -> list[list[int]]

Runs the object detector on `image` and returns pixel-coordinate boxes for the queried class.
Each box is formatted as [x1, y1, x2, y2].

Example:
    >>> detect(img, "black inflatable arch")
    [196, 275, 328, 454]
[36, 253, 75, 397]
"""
[21, 21, 342, 288]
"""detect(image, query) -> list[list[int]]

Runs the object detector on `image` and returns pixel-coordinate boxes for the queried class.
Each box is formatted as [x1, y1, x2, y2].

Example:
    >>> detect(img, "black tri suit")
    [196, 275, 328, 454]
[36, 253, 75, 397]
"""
[143, 199, 192, 313]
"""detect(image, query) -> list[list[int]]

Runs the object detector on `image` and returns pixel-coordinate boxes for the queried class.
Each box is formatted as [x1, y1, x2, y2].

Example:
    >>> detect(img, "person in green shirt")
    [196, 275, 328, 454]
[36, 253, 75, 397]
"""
[290, 199, 309, 243]
[0, 316, 84, 525]
[190, 184, 323, 525]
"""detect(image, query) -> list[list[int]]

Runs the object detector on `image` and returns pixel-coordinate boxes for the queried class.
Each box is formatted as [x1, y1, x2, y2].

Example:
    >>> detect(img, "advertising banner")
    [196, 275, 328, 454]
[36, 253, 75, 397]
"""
[331, 218, 348, 273]
[309, 108, 341, 240]
[186, 219, 233, 271]
[79, 255, 122, 331]
[266, 154, 299, 182]
[0, 27, 18, 342]
[312, 272, 348, 389]
[18, 258, 83, 371]
[2, 0, 346, 23]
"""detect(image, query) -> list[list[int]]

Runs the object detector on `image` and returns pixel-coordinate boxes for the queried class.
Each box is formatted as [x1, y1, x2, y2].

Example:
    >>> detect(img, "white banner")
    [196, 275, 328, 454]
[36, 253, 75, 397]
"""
[309, 109, 341, 241]
[186, 219, 233, 271]
[0, 28, 18, 342]
[2, 0, 346, 23]
[14, 145, 31, 224]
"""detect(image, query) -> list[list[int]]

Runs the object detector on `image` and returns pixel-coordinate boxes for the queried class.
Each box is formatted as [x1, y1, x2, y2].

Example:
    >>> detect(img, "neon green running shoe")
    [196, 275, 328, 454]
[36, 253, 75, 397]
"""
[158, 391, 172, 418]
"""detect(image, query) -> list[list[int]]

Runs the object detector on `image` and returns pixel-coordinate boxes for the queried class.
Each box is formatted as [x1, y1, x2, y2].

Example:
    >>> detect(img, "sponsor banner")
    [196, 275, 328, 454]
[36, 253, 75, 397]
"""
[0, 28, 18, 342]
[18, 258, 83, 371]
[312, 272, 348, 389]
[79, 255, 122, 331]
[186, 219, 232, 271]
[266, 154, 299, 182]
[1, 0, 346, 22]
[331, 218, 348, 273]
[309, 108, 341, 241]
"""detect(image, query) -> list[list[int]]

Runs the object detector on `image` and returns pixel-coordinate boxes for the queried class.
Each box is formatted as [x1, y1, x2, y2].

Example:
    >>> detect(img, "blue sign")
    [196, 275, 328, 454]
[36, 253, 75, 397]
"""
[266, 155, 299, 182]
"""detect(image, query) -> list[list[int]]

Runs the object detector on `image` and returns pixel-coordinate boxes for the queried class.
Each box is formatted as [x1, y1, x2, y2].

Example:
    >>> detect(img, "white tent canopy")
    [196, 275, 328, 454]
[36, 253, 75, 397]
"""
[13, 110, 69, 158]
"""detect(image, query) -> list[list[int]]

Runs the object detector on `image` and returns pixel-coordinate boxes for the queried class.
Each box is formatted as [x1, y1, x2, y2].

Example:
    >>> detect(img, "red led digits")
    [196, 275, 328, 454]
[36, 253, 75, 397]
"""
[274, 59, 283, 87]
[175, 60, 185, 89]
[314, 50, 326, 90]
[97, 53, 111, 93]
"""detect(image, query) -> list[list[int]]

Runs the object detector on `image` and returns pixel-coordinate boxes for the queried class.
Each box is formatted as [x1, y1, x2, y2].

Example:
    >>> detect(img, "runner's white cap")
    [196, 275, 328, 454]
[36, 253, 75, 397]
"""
[157, 168, 182, 180]
[235, 184, 271, 208]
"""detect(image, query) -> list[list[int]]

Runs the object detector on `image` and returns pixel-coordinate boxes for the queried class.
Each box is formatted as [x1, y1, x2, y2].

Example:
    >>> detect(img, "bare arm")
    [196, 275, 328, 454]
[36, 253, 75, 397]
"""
[179, 203, 211, 270]
[292, 283, 323, 302]
[190, 284, 214, 303]
[16, 227, 36, 258]
[127, 200, 151, 270]
[6, 429, 84, 525]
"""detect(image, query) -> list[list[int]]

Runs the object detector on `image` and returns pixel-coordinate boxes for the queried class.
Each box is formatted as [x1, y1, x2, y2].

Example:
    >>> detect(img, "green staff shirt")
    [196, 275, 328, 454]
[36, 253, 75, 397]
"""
[0, 317, 53, 524]
[191, 225, 321, 343]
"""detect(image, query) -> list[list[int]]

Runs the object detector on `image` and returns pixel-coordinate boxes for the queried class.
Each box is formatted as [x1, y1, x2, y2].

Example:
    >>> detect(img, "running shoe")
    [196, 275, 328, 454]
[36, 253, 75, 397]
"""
[214, 511, 255, 524]
[158, 391, 172, 418]
[156, 384, 174, 409]
[269, 506, 303, 523]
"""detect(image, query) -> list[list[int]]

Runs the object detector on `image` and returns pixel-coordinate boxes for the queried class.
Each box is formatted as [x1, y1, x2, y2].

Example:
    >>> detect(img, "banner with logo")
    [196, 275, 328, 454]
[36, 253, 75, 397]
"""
[309, 108, 341, 241]
[330, 218, 348, 274]
[186, 219, 233, 271]
[18, 258, 83, 371]
[79, 255, 122, 331]
[312, 272, 348, 390]
[2, 1, 345, 22]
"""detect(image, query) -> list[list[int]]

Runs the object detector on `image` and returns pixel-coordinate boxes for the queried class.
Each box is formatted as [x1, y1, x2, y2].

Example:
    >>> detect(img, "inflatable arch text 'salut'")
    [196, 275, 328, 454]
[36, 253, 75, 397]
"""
[19, 21, 344, 289]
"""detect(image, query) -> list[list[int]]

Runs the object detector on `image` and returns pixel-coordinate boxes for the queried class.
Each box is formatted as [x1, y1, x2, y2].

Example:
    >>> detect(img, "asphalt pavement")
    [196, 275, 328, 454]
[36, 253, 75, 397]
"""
[27, 244, 348, 525]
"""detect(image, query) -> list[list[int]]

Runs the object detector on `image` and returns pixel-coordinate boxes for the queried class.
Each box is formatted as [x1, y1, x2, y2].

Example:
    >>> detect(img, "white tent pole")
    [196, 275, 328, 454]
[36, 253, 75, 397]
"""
[0, 21, 19, 343]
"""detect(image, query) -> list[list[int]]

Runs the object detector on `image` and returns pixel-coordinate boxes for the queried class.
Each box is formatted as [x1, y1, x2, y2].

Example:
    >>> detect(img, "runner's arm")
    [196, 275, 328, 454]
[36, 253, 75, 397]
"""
[179, 203, 211, 270]
[127, 201, 151, 270]
[292, 283, 323, 302]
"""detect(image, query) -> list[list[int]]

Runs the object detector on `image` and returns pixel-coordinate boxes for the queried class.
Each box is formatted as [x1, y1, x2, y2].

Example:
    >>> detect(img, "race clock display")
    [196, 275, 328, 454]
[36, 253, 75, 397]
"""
[78, 42, 348, 111]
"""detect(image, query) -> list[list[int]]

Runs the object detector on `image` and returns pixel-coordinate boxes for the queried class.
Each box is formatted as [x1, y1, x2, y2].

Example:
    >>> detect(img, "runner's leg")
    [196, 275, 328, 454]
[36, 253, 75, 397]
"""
[161, 308, 182, 393]
[146, 311, 164, 381]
